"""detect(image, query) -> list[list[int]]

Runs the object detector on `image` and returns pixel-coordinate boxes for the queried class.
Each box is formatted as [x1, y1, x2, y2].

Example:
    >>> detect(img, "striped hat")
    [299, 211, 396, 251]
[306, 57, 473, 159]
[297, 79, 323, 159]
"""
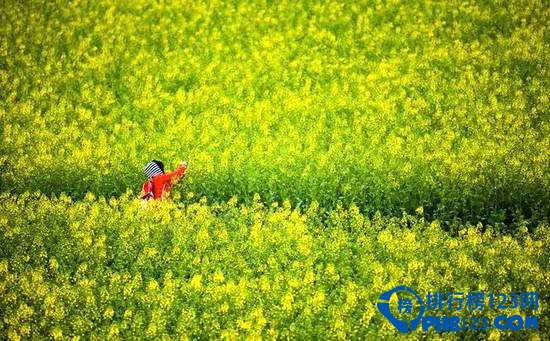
[144, 160, 164, 179]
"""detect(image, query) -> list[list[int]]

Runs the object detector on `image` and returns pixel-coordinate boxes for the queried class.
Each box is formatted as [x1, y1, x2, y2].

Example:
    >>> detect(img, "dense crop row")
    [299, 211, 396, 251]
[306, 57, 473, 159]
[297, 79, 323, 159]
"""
[1, 0, 549, 227]
[0, 193, 548, 339]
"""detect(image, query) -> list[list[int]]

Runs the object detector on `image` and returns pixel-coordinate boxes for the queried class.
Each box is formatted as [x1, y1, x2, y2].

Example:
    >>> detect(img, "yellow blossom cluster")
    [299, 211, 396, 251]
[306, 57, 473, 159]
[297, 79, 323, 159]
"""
[0, 0, 548, 227]
[0, 193, 548, 339]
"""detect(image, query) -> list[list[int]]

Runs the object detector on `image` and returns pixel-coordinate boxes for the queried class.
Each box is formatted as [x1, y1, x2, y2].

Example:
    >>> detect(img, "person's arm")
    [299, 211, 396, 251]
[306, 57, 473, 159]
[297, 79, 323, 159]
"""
[141, 181, 153, 200]
[158, 162, 187, 183]
[171, 162, 187, 179]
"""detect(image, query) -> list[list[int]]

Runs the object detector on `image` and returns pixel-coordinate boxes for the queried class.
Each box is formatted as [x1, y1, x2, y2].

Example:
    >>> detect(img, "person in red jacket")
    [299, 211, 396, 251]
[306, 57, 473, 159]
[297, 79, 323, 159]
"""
[141, 160, 187, 201]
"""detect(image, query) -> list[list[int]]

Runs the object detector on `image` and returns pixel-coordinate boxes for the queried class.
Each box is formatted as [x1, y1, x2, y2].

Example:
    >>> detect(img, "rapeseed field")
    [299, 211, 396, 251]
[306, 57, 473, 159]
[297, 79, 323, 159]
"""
[1, 0, 548, 339]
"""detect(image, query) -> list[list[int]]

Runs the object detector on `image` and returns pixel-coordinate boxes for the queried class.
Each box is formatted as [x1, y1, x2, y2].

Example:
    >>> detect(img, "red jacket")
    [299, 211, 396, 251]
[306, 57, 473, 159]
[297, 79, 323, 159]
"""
[142, 164, 187, 200]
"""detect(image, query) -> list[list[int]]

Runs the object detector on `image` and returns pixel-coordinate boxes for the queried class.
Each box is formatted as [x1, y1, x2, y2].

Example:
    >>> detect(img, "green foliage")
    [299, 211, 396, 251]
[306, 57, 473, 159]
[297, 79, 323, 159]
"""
[0, 0, 548, 338]
[0, 0, 548, 227]
[0, 193, 548, 339]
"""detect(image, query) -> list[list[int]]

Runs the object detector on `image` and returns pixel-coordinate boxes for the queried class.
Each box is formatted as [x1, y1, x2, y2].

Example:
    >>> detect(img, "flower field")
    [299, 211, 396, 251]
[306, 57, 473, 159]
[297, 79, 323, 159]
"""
[1, 193, 548, 339]
[0, 0, 549, 339]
